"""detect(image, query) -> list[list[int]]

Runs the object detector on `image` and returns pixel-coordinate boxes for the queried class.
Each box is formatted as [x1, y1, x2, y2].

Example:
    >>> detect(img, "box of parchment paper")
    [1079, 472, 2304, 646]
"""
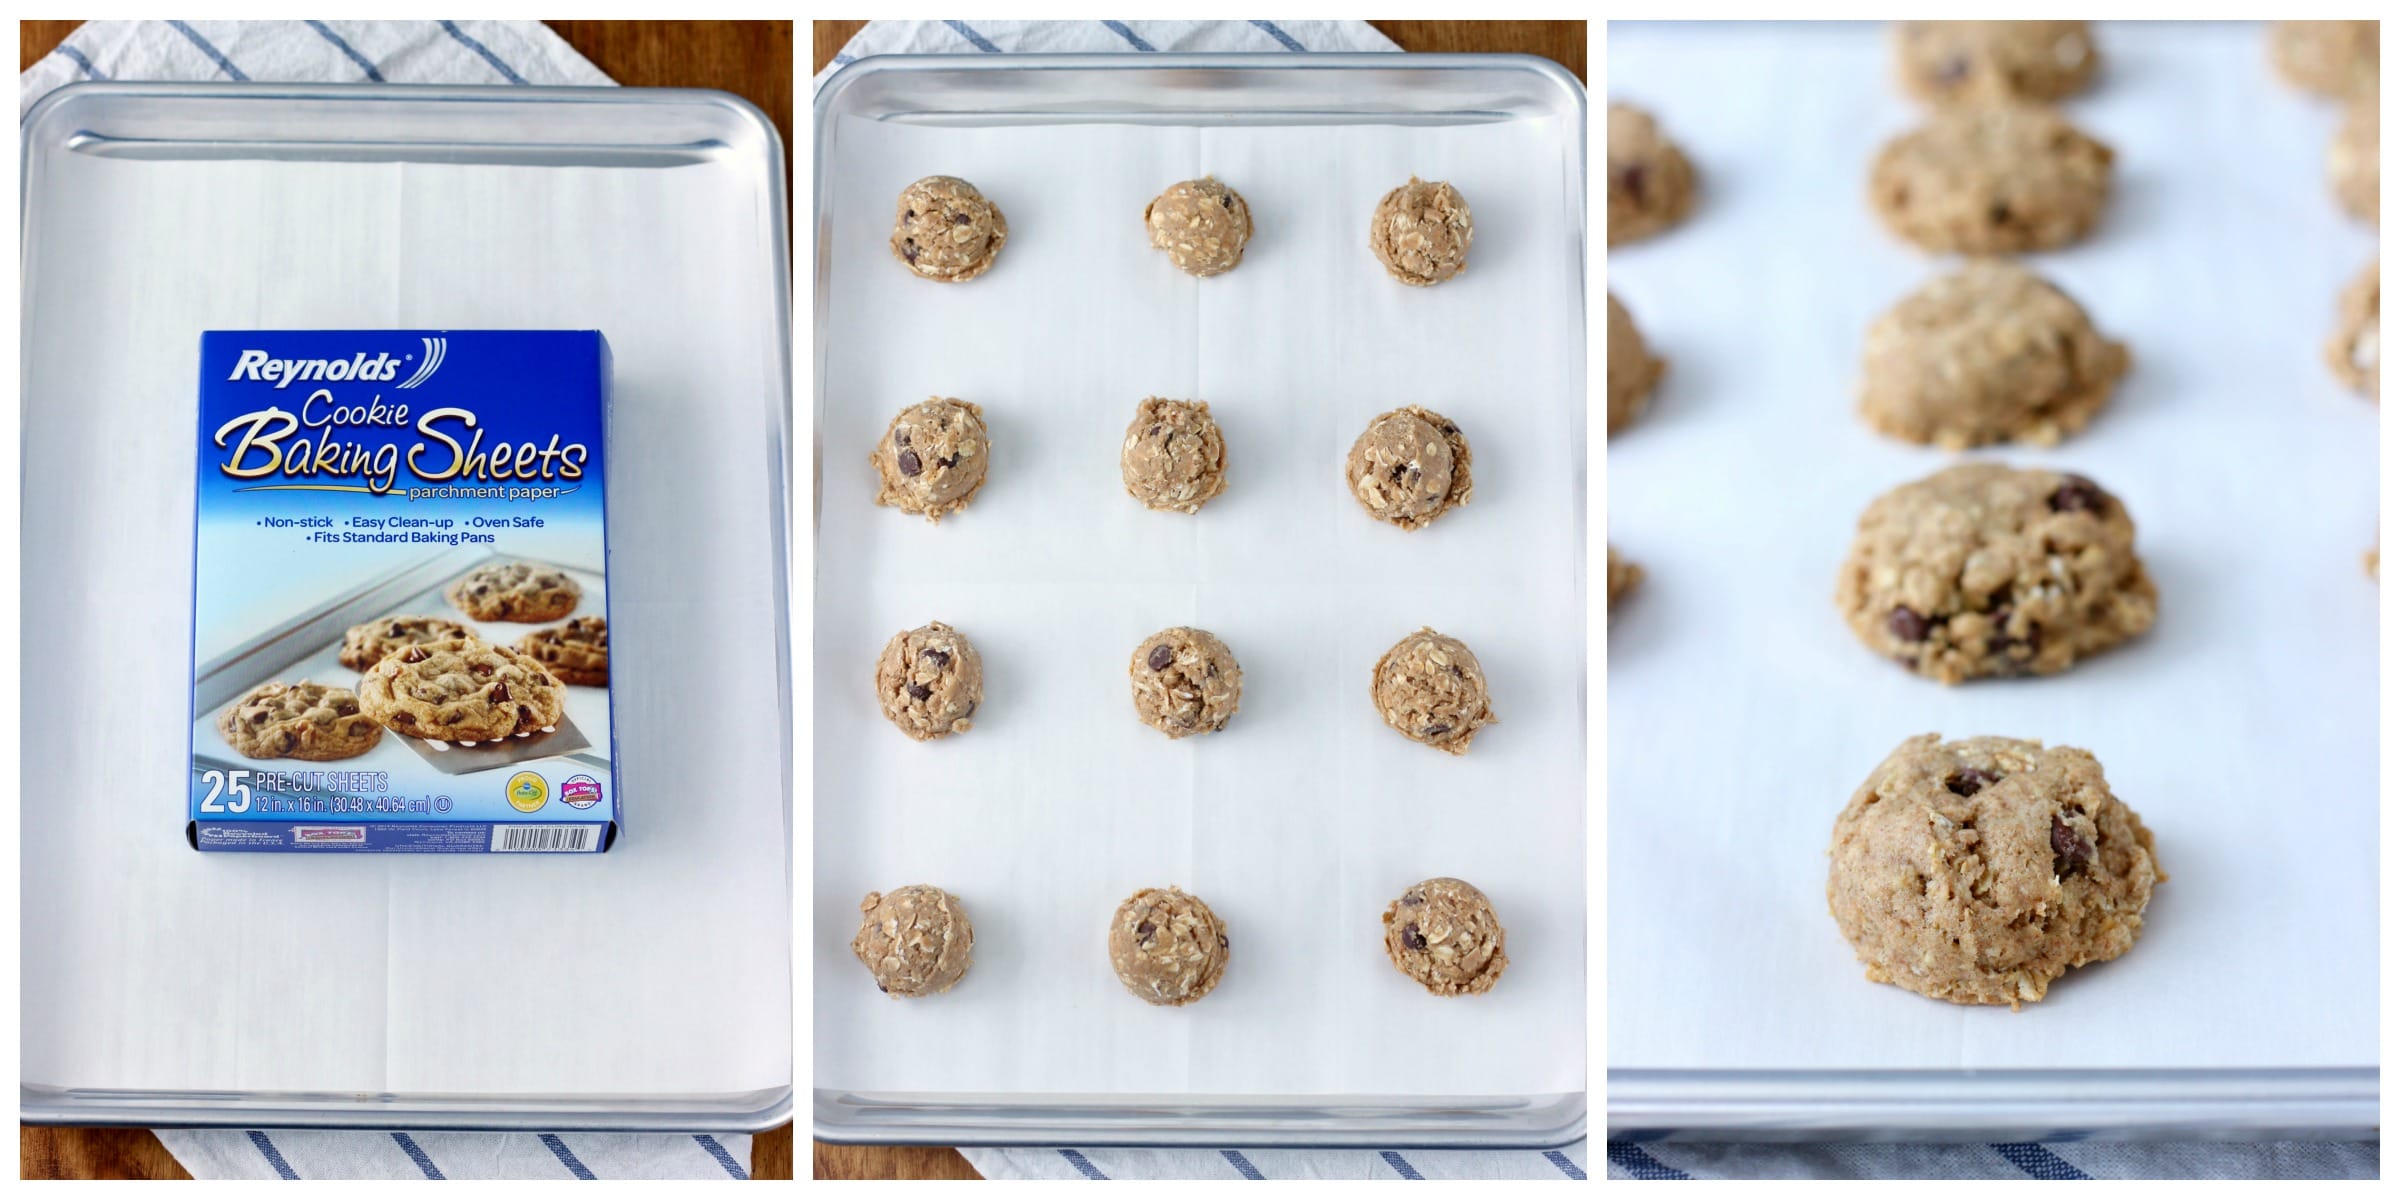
[189, 331, 619, 852]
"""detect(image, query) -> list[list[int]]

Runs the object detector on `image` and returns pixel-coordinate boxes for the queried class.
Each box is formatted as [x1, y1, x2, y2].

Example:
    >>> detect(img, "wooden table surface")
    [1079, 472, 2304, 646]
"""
[806, 17, 1584, 1180]
[14, 18, 794, 1182]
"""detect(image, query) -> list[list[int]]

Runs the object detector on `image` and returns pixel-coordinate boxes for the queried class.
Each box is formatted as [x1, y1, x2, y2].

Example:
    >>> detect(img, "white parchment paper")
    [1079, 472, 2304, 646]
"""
[1608, 21, 2378, 1071]
[815, 113, 1585, 1096]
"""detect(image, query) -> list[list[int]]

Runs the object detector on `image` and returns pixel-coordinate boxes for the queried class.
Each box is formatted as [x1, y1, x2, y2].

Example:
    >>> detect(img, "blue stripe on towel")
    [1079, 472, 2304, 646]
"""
[1220, 1149, 1264, 1178]
[1057, 1148, 1109, 1179]
[1251, 21, 1308, 51]
[1379, 1150, 1425, 1179]
[538, 1134, 596, 1180]
[304, 20, 386, 82]
[944, 20, 1002, 53]
[439, 20, 528, 84]
[694, 1134, 749, 1179]
[53, 43, 107, 79]
[1993, 1143, 2092, 1180]
[389, 1132, 443, 1180]
[168, 21, 248, 80]
[1102, 21, 1157, 52]
[245, 1131, 299, 1180]
[1607, 1142, 1691, 1180]
[1545, 1149, 1589, 1180]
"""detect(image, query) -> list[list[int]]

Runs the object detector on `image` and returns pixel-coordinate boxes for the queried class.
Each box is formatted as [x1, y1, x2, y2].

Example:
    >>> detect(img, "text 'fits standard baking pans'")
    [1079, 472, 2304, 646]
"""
[21, 82, 794, 1132]
[812, 52, 1587, 1150]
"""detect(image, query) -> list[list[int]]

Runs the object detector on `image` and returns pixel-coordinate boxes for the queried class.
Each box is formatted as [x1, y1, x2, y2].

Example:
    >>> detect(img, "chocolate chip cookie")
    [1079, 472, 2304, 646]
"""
[2331, 92, 2378, 225]
[1608, 545, 1642, 607]
[2329, 261, 2380, 400]
[890, 175, 1008, 283]
[875, 621, 982, 741]
[446, 561, 581, 623]
[1894, 20, 2099, 105]
[1120, 398, 1228, 514]
[1382, 877, 1509, 997]
[339, 614, 470, 671]
[1145, 176, 1252, 277]
[2270, 20, 2379, 99]
[1861, 260, 2130, 449]
[357, 636, 566, 745]
[1107, 886, 1229, 1007]
[1870, 104, 2114, 254]
[1607, 102, 1698, 246]
[1828, 734, 2162, 1009]
[1373, 627, 1496, 754]
[1608, 292, 1665, 436]
[1368, 177, 1473, 286]
[1346, 406, 1472, 530]
[218, 680, 383, 761]
[516, 616, 609, 687]
[1129, 626, 1241, 738]
[1837, 463, 2156, 684]
[873, 397, 989, 523]
[853, 885, 974, 998]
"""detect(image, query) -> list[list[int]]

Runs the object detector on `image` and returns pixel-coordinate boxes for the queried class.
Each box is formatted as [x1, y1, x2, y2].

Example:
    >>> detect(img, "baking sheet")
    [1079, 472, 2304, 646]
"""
[814, 106, 1585, 1096]
[1607, 22, 2377, 1073]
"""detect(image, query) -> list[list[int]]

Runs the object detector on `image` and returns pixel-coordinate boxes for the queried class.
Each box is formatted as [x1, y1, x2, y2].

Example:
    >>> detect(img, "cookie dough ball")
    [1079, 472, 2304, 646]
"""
[1346, 406, 1472, 530]
[875, 621, 983, 741]
[1869, 105, 2114, 255]
[1373, 627, 1496, 754]
[1129, 627, 1242, 738]
[218, 681, 382, 762]
[2271, 21, 2379, 99]
[872, 397, 989, 523]
[1893, 21, 2098, 106]
[1382, 877, 1509, 996]
[1607, 103, 1698, 246]
[1369, 177, 1473, 286]
[1861, 260, 2130, 450]
[1829, 734, 2162, 1009]
[1837, 463, 2156, 684]
[1120, 398, 1228, 513]
[1607, 546, 1642, 607]
[2330, 93, 2378, 226]
[1607, 293, 1665, 436]
[890, 175, 1008, 282]
[1107, 886, 1228, 1006]
[2329, 261, 2380, 401]
[853, 885, 974, 997]
[1144, 176, 1252, 277]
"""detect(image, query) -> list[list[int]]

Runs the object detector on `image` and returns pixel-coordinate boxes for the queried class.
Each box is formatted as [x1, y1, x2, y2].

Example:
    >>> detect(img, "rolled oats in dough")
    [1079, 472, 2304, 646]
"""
[1836, 463, 2156, 684]
[1828, 733, 2162, 1009]
[1129, 626, 1242, 738]
[1373, 627, 1496, 754]
[1107, 886, 1228, 1007]
[875, 621, 983, 740]
[1382, 877, 1509, 997]
[890, 175, 1008, 282]
[1120, 398, 1228, 513]
[1369, 177, 1473, 286]
[1893, 20, 2099, 106]
[2329, 261, 2380, 400]
[1144, 176, 1253, 277]
[873, 397, 989, 522]
[1607, 102, 1698, 246]
[1870, 104, 2114, 255]
[852, 884, 974, 998]
[1608, 545, 1642, 607]
[1607, 292, 1665, 437]
[2330, 93, 2379, 226]
[1346, 406, 1472, 530]
[1861, 260, 2130, 449]
[2270, 20, 2380, 98]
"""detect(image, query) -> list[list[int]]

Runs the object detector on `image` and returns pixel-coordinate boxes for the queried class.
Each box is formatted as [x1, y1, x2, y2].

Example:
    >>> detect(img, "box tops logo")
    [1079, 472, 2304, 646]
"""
[226, 337, 446, 390]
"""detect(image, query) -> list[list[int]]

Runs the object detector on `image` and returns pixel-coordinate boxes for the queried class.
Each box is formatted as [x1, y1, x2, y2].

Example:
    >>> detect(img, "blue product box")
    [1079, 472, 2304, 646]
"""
[189, 331, 619, 852]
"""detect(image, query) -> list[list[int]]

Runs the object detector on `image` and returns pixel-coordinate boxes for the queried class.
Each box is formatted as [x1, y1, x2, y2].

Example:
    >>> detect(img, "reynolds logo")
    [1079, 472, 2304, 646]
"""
[225, 336, 447, 390]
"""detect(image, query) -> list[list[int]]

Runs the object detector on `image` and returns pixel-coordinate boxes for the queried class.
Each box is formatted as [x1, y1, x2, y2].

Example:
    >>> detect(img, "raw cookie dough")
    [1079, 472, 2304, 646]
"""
[1607, 292, 1665, 436]
[852, 885, 974, 998]
[357, 636, 566, 744]
[1869, 105, 2114, 255]
[875, 621, 983, 741]
[2329, 261, 2380, 400]
[1107, 886, 1229, 1006]
[1607, 102, 1698, 246]
[890, 175, 1008, 282]
[1346, 406, 1472, 530]
[873, 397, 989, 522]
[516, 615, 609, 687]
[1128, 626, 1242, 738]
[1608, 545, 1642, 607]
[339, 614, 470, 671]
[2270, 20, 2379, 98]
[1836, 463, 2157, 684]
[1120, 398, 1228, 513]
[1381, 877, 1509, 996]
[446, 561, 580, 623]
[1144, 176, 1252, 277]
[1368, 177, 1473, 286]
[1893, 20, 2099, 105]
[1828, 734, 2162, 1009]
[218, 681, 382, 761]
[1860, 260, 2131, 449]
[1372, 627, 1496, 754]
[2330, 92, 2379, 225]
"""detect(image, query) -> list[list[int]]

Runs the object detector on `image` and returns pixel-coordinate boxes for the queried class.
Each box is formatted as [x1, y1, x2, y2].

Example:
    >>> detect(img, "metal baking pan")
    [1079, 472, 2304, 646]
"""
[811, 52, 1586, 1150]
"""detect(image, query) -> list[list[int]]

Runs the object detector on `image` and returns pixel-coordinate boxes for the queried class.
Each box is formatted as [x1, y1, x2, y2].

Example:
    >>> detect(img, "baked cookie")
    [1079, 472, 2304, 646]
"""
[1129, 626, 1242, 738]
[2270, 20, 2379, 99]
[1893, 20, 2099, 106]
[2329, 261, 2380, 400]
[1368, 177, 1473, 286]
[1120, 398, 1228, 514]
[1836, 463, 2156, 684]
[1607, 292, 1665, 436]
[875, 621, 982, 741]
[2330, 92, 2378, 225]
[1107, 886, 1228, 1007]
[1861, 260, 2130, 449]
[872, 397, 989, 523]
[217, 681, 383, 762]
[1828, 734, 2162, 1009]
[1607, 103, 1698, 246]
[1145, 176, 1252, 277]
[852, 885, 974, 998]
[339, 614, 470, 671]
[1373, 627, 1496, 754]
[1346, 406, 1472, 530]
[890, 175, 1008, 283]
[516, 616, 609, 686]
[1608, 545, 1642, 607]
[1869, 105, 2114, 255]
[357, 636, 566, 745]
[445, 561, 580, 623]
[1382, 877, 1509, 997]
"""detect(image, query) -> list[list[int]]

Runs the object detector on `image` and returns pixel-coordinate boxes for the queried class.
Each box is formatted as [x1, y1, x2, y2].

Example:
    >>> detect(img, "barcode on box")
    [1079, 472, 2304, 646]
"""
[490, 825, 596, 853]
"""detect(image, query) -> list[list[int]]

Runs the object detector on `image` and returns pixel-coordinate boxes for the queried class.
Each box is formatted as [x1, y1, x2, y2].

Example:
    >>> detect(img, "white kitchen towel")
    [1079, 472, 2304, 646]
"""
[813, 18, 1398, 89]
[1606, 1140, 2380, 1181]
[21, 19, 749, 1183]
